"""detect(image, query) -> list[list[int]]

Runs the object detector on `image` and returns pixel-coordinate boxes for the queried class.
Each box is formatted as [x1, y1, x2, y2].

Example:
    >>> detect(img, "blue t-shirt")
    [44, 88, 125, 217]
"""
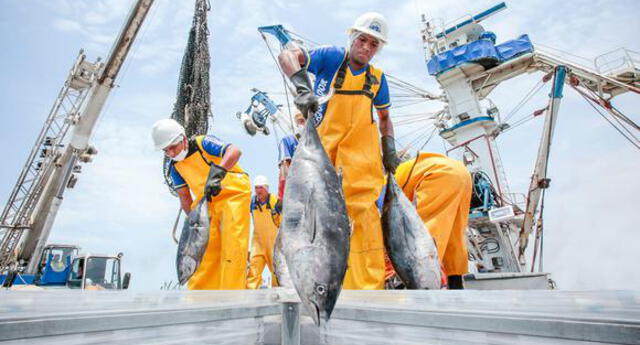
[278, 135, 299, 164]
[170, 135, 229, 190]
[304, 46, 391, 126]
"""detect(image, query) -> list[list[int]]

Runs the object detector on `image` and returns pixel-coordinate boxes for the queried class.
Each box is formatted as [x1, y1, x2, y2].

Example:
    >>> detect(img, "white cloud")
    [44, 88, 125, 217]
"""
[52, 18, 83, 33]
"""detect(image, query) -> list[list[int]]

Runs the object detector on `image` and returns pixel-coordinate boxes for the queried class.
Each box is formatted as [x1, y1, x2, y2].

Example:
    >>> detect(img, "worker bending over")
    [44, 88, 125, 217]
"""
[152, 119, 251, 290]
[278, 12, 400, 289]
[394, 152, 472, 289]
[247, 175, 281, 288]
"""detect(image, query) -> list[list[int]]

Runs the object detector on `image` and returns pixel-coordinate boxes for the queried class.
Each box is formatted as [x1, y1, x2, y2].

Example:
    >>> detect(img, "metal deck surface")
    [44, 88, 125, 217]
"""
[0, 289, 638, 344]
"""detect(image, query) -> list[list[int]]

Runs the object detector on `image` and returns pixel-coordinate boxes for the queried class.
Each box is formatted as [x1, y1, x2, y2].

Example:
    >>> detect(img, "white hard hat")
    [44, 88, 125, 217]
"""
[152, 119, 185, 151]
[347, 12, 388, 44]
[253, 175, 269, 187]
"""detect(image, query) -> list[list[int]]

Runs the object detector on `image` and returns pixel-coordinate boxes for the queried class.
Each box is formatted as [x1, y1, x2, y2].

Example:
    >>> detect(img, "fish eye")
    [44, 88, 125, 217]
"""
[315, 284, 327, 295]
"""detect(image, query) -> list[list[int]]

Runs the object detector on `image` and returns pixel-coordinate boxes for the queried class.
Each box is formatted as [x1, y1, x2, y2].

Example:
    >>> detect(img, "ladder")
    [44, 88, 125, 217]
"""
[0, 52, 100, 271]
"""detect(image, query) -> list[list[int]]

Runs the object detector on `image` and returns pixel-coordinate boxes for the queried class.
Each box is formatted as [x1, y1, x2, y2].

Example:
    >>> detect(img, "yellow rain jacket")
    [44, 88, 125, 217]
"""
[309, 48, 388, 289]
[394, 152, 472, 276]
[247, 193, 281, 289]
[172, 135, 251, 290]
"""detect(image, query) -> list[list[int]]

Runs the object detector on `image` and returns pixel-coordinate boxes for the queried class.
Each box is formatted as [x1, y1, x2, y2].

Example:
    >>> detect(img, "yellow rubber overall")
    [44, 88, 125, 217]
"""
[317, 60, 386, 289]
[174, 136, 251, 290]
[246, 194, 280, 289]
[395, 152, 472, 276]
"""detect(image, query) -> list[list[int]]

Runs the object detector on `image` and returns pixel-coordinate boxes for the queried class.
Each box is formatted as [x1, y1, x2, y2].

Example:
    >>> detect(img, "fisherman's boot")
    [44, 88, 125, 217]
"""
[447, 275, 464, 290]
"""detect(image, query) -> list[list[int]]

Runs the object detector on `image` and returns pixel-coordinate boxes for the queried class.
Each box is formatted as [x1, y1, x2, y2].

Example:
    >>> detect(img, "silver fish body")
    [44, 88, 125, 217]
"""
[176, 199, 210, 285]
[382, 173, 441, 289]
[280, 117, 351, 326]
[273, 229, 293, 288]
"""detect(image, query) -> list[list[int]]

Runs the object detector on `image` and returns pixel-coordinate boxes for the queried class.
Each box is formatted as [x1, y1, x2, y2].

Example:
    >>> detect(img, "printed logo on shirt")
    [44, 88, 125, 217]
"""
[313, 78, 330, 127]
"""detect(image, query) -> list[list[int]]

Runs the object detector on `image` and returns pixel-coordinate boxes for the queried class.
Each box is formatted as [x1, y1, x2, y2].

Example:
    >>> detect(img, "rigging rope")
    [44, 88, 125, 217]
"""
[163, 0, 212, 193]
[260, 32, 297, 133]
[501, 107, 547, 134]
[502, 76, 549, 123]
[577, 84, 640, 138]
[399, 127, 437, 190]
[397, 123, 431, 141]
[610, 103, 640, 132]
[406, 128, 435, 148]
[571, 85, 640, 150]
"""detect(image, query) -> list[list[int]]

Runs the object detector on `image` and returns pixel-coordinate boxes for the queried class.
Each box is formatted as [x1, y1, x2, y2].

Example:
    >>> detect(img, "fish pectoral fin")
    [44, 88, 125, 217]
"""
[307, 193, 318, 244]
[298, 187, 318, 243]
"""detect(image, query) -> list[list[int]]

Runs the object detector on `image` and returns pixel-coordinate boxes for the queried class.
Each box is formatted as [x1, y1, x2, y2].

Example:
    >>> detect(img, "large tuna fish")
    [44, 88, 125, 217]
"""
[273, 229, 293, 288]
[176, 199, 210, 285]
[382, 173, 442, 289]
[280, 113, 351, 326]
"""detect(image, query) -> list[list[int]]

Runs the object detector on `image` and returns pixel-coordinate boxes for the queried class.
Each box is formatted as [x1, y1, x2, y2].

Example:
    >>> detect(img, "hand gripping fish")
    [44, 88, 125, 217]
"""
[176, 198, 210, 285]
[382, 173, 442, 289]
[279, 105, 351, 326]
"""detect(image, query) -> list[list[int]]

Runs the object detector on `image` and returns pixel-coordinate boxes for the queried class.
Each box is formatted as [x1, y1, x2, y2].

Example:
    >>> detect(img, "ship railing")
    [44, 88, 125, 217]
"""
[594, 48, 640, 76]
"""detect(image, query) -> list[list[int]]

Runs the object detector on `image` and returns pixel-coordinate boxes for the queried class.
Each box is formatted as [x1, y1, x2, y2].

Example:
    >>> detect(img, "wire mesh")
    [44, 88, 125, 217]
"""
[162, 0, 212, 194]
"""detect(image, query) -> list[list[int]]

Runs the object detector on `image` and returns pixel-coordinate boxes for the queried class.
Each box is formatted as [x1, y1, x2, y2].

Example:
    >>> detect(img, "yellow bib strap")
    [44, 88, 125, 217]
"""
[333, 55, 376, 99]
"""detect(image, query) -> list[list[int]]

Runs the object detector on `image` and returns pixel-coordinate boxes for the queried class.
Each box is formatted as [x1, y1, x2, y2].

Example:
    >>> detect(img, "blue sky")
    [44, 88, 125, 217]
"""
[0, 0, 639, 290]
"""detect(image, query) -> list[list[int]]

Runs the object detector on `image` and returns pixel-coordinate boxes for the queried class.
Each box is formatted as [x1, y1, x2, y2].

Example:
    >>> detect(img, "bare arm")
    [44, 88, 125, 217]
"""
[377, 108, 394, 137]
[177, 187, 193, 214]
[219, 144, 241, 171]
[278, 47, 306, 77]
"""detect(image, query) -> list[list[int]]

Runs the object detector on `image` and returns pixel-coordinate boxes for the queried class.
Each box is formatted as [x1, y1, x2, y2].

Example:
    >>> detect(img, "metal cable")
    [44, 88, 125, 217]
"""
[580, 87, 640, 141]
[571, 85, 640, 149]
[580, 93, 640, 150]
[260, 33, 296, 133]
[610, 103, 640, 132]
[503, 79, 547, 123]
[399, 127, 437, 190]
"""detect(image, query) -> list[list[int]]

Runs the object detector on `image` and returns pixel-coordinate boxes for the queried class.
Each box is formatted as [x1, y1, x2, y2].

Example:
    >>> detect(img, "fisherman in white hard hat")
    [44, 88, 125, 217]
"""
[246, 175, 281, 288]
[277, 12, 400, 290]
[151, 119, 252, 290]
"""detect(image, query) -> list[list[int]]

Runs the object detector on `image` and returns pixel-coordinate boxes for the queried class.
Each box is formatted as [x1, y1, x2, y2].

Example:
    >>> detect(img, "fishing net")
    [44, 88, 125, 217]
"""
[163, 0, 212, 195]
